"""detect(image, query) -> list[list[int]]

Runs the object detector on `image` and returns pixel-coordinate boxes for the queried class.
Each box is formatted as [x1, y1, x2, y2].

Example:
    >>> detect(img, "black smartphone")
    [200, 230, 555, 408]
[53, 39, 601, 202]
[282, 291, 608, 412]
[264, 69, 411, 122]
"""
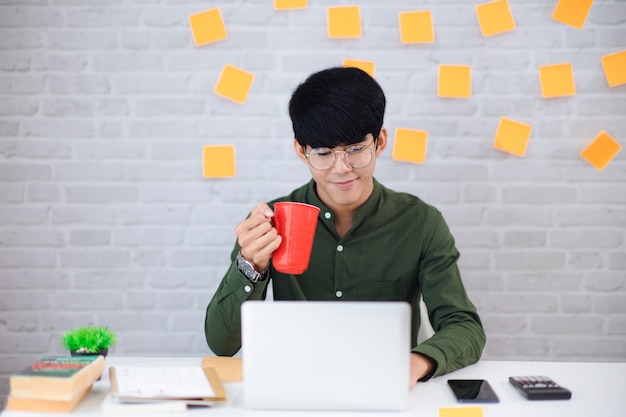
[447, 379, 500, 403]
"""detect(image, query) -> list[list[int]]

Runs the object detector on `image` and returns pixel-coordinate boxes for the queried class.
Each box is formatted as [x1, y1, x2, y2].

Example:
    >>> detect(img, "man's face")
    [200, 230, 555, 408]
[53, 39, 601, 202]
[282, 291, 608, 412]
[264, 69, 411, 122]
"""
[294, 129, 388, 213]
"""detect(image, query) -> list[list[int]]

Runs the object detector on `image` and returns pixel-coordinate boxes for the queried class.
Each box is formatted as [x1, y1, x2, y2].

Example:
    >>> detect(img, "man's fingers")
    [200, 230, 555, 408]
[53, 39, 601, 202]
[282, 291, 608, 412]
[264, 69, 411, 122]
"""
[240, 222, 276, 257]
[248, 234, 282, 268]
[235, 202, 282, 269]
[250, 202, 274, 219]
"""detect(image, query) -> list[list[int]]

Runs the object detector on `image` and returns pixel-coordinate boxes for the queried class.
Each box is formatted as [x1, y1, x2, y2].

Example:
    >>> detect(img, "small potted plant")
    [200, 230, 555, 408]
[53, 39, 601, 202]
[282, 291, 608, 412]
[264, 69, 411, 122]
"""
[61, 326, 117, 357]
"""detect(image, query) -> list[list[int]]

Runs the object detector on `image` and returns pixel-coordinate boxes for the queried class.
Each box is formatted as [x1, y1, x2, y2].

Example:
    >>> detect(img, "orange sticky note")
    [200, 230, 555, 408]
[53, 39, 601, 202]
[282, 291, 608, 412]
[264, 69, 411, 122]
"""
[539, 63, 576, 98]
[343, 59, 375, 78]
[438, 65, 472, 98]
[552, 0, 594, 30]
[601, 50, 626, 87]
[214, 64, 255, 105]
[439, 406, 484, 417]
[274, 0, 308, 10]
[392, 128, 428, 164]
[475, 0, 516, 37]
[580, 131, 622, 171]
[399, 10, 435, 44]
[493, 117, 532, 157]
[188, 8, 228, 46]
[202, 145, 236, 178]
[327, 5, 362, 38]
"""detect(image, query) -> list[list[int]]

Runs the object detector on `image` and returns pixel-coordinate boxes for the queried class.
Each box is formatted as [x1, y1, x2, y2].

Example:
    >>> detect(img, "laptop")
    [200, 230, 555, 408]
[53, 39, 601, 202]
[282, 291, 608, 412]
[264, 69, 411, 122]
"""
[241, 301, 411, 411]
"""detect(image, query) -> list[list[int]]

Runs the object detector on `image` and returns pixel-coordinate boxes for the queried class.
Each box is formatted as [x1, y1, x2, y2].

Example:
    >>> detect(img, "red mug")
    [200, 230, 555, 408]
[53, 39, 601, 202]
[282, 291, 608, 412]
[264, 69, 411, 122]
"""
[272, 202, 320, 274]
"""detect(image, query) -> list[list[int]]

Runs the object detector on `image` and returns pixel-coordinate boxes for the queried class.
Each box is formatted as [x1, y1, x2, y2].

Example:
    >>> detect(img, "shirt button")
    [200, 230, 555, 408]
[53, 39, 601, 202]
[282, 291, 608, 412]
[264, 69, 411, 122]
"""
[335, 290, 343, 298]
[244, 285, 252, 293]
[324, 212, 332, 219]
[337, 245, 344, 252]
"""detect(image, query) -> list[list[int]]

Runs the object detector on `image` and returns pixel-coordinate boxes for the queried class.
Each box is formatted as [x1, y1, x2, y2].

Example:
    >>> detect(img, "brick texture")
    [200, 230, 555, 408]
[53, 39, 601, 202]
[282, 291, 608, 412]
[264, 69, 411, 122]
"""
[1, 0, 625, 408]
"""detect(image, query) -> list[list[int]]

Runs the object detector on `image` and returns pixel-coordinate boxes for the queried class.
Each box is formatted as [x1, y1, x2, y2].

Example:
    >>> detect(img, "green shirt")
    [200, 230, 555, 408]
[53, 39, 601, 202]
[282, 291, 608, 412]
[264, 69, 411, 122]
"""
[204, 178, 485, 379]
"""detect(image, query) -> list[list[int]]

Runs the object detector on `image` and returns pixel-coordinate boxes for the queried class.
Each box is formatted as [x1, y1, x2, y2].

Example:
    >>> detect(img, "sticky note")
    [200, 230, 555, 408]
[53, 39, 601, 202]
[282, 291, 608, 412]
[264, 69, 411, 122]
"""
[493, 117, 532, 157]
[343, 59, 375, 78]
[552, 0, 594, 30]
[439, 406, 484, 417]
[214, 64, 255, 105]
[475, 0, 516, 37]
[274, 0, 308, 10]
[392, 128, 428, 164]
[399, 10, 435, 44]
[538, 63, 576, 98]
[438, 65, 472, 98]
[580, 131, 622, 171]
[188, 8, 228, 46]
[202, 145, 236, 178]
[327, 5, 362, 38]
[601, 50, 626, 87]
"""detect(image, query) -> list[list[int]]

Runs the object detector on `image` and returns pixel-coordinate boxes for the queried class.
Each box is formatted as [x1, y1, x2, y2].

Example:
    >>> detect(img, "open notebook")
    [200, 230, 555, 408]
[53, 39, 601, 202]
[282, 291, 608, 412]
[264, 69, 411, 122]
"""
[241, 301, 411, 411]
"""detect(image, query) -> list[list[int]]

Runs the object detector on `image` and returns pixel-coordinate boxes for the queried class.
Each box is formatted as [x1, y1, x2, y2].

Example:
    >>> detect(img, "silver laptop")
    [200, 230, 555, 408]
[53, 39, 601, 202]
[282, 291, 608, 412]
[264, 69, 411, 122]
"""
[241, 301, 411, 411]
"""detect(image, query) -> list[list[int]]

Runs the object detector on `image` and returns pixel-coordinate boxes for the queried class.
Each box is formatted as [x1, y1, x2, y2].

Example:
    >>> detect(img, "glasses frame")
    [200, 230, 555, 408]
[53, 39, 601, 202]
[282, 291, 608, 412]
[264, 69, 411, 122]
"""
[303, 139, 378, 171]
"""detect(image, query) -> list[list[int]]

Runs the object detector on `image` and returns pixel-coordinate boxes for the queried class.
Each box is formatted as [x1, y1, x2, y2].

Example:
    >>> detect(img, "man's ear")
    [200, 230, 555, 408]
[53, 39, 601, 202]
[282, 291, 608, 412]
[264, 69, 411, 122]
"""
[374, 127, 388, 157]
[293, 139, 308, 164]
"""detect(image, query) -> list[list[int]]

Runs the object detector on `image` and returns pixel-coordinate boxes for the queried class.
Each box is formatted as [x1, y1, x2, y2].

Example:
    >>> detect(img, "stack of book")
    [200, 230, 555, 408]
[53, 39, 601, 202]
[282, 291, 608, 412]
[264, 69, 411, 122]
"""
[6, 355, 105, 412]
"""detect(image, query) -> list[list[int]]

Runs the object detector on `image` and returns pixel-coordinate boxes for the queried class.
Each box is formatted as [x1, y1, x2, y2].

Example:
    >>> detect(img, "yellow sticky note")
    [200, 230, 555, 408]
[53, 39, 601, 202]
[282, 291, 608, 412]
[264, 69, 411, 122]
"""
[439, 406, 484, 417]
[274, 0, 308, 10]
[399, 10, 435, 44]
[493, 117, 532, 157]
[392, 128, 428, 164]
[188, 8, 228, 46]
[202, 145, 236, 178]
[475, 0, 516, 37]
[438, 65, 472, 98]
[580, 131, 622, 171]
[214, 64, 255, 105]
[539, 63, 576, 98]
[552, 0, 594, 30]
[343, 59, 375, 78]
[601, 50, 626, 87]
[327, 5, 362, 38]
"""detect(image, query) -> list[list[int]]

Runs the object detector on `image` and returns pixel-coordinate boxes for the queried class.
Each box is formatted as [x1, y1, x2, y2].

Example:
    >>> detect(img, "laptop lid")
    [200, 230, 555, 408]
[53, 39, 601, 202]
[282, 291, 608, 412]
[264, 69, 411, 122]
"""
[241, 301, 411, 411]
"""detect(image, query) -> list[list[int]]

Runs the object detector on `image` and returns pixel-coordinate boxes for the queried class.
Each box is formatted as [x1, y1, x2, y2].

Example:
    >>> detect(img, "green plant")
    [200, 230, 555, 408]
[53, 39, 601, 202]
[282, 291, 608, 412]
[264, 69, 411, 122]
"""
[61, 326, 117, 354]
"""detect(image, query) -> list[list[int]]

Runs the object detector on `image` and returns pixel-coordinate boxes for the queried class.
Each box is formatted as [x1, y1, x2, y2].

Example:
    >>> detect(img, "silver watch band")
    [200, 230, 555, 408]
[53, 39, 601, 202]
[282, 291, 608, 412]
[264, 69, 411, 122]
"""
[236, 250, 268, 283]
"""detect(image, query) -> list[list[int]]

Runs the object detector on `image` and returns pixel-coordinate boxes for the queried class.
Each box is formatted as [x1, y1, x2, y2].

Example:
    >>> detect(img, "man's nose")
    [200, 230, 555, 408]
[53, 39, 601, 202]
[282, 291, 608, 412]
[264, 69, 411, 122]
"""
[331, 150, 352, 172]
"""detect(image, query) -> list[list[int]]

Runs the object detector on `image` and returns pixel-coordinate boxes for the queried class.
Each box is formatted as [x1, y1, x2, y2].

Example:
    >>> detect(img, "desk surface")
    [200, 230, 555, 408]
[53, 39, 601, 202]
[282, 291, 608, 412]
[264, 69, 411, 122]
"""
[3, 357, 625, 416]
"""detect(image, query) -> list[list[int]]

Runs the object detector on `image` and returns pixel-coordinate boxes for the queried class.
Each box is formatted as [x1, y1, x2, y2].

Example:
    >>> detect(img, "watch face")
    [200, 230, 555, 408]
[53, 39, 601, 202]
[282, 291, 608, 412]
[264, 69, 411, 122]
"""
[238, 253, 260, 281]
[241, 262, 255, 277]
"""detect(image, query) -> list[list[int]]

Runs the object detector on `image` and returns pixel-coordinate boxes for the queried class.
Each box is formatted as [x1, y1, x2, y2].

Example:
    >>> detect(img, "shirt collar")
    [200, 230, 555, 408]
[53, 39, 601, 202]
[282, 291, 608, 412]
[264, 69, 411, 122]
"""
[304, 178, 383, 228]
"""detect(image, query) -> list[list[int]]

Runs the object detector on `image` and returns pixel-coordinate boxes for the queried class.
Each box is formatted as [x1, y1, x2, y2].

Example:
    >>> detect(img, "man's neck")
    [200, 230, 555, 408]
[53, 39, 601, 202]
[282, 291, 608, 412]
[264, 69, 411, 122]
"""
[314, 179, 375, 237]
[333, 211, 354, 238]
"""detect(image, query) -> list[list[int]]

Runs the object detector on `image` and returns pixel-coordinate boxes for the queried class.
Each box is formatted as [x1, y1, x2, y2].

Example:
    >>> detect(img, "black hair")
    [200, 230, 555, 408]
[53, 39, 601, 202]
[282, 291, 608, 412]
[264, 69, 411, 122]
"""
[288, 67, 386, 149]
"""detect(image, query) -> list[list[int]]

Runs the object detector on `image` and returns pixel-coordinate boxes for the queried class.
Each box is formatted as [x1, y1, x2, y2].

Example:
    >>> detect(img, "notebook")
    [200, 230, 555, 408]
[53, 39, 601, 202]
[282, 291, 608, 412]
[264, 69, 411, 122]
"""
[241, 301, 411, 411]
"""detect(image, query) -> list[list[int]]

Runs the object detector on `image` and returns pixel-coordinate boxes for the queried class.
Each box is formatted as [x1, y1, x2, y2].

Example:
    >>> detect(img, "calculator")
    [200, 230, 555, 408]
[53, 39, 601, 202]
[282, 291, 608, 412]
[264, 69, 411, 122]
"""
[508, 376, 572, 400]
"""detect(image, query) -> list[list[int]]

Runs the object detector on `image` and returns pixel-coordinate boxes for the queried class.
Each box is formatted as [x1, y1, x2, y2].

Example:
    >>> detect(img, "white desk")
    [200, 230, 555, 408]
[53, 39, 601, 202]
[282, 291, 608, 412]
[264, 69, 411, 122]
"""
[3, 357, 625, 416]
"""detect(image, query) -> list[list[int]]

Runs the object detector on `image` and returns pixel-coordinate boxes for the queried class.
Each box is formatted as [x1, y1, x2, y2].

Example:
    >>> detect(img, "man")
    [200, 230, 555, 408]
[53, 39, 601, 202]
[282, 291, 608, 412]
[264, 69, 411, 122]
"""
[205, 67, 485, 386]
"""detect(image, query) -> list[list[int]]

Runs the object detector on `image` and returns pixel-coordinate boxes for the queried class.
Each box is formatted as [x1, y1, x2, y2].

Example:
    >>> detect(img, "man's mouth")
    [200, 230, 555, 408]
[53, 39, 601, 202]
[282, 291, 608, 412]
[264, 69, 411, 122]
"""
[333, 178, 357, 189]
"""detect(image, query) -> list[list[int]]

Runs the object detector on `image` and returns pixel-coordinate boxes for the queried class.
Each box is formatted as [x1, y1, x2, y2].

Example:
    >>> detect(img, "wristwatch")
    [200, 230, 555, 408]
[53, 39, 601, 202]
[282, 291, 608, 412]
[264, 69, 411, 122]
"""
[236, 250, 268, 283]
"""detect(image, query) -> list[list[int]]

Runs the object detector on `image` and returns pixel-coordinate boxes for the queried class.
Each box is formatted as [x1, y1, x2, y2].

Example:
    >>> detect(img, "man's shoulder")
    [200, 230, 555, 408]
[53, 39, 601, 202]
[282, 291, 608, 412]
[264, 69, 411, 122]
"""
[379, 183, 441, 216]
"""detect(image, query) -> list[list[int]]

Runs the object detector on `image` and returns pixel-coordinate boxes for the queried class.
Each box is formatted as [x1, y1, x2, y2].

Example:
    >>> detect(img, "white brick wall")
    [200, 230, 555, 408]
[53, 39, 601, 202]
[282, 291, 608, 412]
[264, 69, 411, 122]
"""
[0, 0, 625, 406]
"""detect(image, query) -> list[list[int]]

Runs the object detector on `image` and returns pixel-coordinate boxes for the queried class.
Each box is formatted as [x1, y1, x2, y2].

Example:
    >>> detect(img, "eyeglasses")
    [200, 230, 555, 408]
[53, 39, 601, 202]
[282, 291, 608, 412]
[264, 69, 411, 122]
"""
[304, 140, 376, 171]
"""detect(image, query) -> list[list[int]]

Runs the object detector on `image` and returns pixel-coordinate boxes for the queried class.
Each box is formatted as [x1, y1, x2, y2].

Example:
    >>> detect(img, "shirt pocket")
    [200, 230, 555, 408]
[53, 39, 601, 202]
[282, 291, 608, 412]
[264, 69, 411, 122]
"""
[356, 281, 413, 302]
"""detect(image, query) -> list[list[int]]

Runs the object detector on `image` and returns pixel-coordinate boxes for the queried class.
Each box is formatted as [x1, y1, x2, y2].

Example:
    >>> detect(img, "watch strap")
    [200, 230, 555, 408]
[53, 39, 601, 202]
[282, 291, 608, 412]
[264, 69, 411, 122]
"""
[236, 250, 268, 283]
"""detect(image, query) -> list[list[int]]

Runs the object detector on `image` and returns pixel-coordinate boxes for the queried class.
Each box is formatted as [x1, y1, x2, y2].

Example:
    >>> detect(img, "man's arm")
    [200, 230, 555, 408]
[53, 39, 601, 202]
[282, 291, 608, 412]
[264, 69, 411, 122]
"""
[204, 258, 268, 356]
[205, 202, 282, 356]
[411, 214, 486, 380]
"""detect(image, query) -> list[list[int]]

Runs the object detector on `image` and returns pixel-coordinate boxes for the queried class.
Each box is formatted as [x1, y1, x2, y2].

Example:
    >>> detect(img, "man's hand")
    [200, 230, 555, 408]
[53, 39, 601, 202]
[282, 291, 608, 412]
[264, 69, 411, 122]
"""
[235, 202, 282, 271]
[410, 352, 435, 387]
